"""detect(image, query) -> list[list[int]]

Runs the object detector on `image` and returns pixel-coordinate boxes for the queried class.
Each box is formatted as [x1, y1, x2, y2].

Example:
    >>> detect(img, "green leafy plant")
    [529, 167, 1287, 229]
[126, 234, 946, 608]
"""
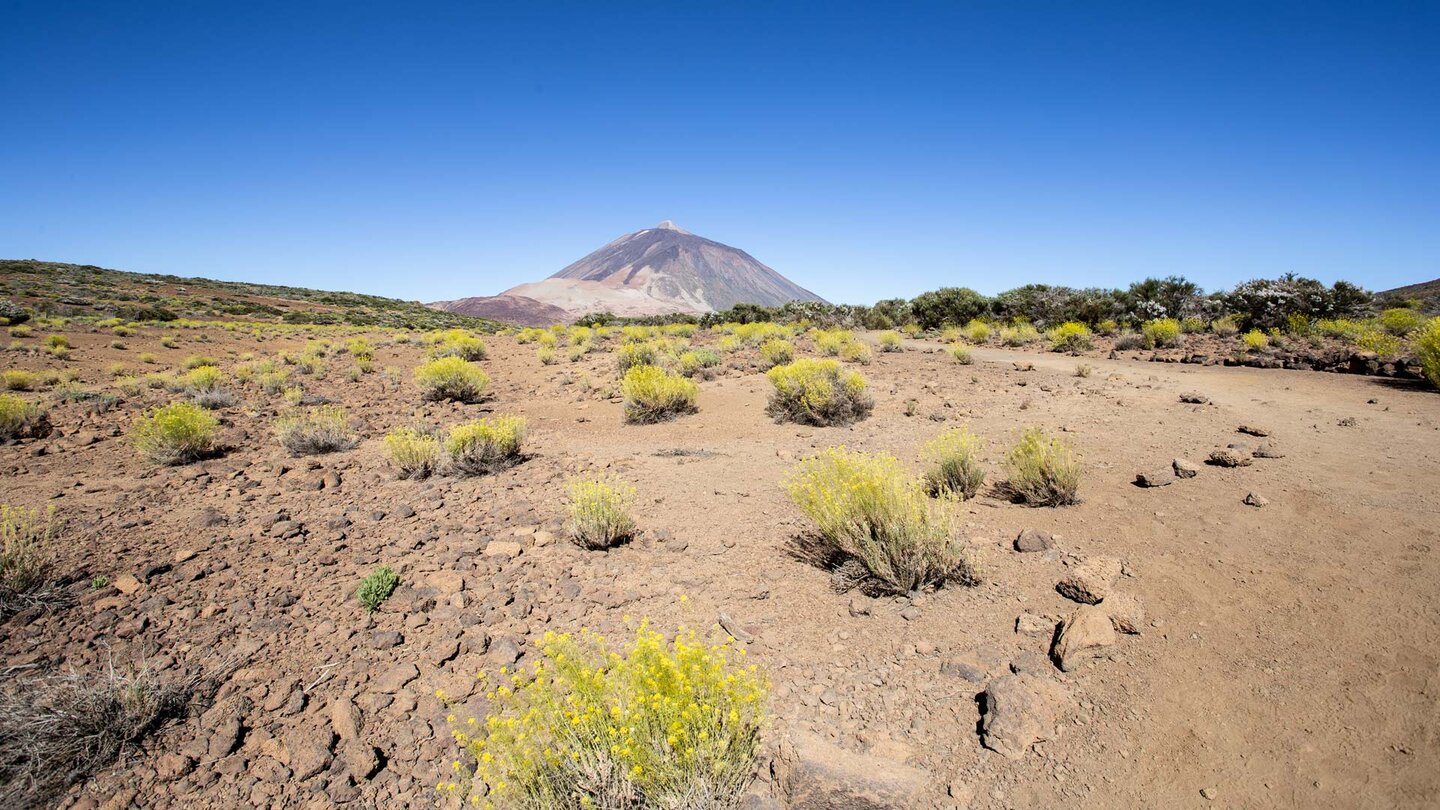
[357, 566, 399, 612]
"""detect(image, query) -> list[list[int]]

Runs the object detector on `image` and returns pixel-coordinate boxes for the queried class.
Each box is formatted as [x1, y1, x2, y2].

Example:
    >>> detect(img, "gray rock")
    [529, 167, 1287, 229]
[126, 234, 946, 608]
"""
[1253, 443, 1286, 459]
[777, 730, 929, 810]
[980, 673, 1068, 760]
[1237, 424, 1271, 437]
[1051, 605, 1117, 672]
[1134, 470, 1171, 488]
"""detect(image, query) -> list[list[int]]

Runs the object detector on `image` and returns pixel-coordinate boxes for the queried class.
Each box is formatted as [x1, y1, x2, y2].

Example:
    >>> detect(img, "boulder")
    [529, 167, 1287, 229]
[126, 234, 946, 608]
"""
[1051, 605, 1117, 672]
[980, 673, 1068, 760]
[1056, 557, 1121, 604]
[1013, 528, 1054, 553]
[777, 731, 929, 810]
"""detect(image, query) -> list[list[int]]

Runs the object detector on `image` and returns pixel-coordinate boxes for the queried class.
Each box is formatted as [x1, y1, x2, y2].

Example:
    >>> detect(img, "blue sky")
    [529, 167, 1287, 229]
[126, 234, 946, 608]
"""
[2, 1, 1435, 305]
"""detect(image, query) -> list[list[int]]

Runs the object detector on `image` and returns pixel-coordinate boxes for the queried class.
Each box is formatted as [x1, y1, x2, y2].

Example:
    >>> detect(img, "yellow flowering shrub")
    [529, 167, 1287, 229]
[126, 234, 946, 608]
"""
[757, 339, 793, 369]
[446, 416, 527, 475]
[765, 359, 871, 426]
[3, 370, 39, 391]
[384, 427, 440, 479]
[783, 447, 977, 594]
[567, 476, 636, 550]
[620, 366, 698, 424]
[1141, 318, 1183, 348]
[415, 357, 490, 403]
[921, 426, 986, 499]
[615, 343, 658, 375]
[962, 319, 991, 343]
[1046, 322, 1092, 353]
[1241, 329, 1268, 351]
[446, 622, 768, 810]
[1416, 317, 1440, 388]
[998, 427, 1081, 506]
[948, 345, 972, 364]
[810, 328, 851, 356]
[876, 330, 902, 352]
[130, 402, 218, 465]
[430, 329, 488, 361]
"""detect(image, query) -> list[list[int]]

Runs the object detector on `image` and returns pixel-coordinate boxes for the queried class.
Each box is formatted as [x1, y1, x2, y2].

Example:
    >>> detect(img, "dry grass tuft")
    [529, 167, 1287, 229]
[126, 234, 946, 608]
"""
[765, 359, 872, 426]
[621, 365, 698, 423]
[997, 427, 1082, 506]
[130, 402, 219, 465]
[274, 406, 355, 455]
[445, 415, 527, 475]
[566, 475, 637, 549]
[383, 427, 440, 479]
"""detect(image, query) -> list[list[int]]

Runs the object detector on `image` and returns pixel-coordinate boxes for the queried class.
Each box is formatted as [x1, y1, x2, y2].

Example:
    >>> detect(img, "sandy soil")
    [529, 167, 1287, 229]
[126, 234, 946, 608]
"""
[2, 326, 1437, 809]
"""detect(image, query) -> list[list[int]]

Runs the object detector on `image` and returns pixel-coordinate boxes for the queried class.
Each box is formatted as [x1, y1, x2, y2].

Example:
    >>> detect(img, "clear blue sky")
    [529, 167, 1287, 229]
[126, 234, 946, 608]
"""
[2, 1, 1436, 305]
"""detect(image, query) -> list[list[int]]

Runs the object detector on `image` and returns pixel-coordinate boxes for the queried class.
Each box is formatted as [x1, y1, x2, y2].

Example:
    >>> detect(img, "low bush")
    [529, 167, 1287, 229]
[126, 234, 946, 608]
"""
[616, 342, 658, 374]
[130, 402, 219, 465]
[537, 346, 558, 365]
[1, 504, 58, 617]
[877, 330, 903, 352]
[1181, 316, 1206, 333]
[949, 345, 973, 364]
[1379, 307, 1426, 336]
[1211, 315, 1242, 336]
[180, 365, 223, 392]
[1355, 328, 1400, 357]
[1242, 329, 1269, 351]
[446, 621, 767, 809]
[44, 335, 69, 350]
[766, 359, 872, 426]
[346, 338, 375, 360]
[566, 475, 636, 549]
[446, 415, 527, 475]
[999, 323, 1040, 346]
[2, 370, 39, 391]
[840, 340, 873, 365]
[921, 427, 986, 499]
[962, 319, 992, 343]
[414, 356, 490, 403]
[678, 349, 721, 377]
[1074, 363, 1093, 378]
[997, 427, 1081, 506]
[431, 330, 487, 361]
[1416, 317, 1440, 388]
[1141, 318, 1183, 348]
[1095, 319, 1119, 336]
[759, 338, 794, 368]
[181, 355, 216, 370]
[383, 427, 440, 479]
[784, 447, 976, 594]
[8, 325, 32, 338]
[1047, 321, 1092, 352]
[274, 406, 355, 455]
[357, 566, 399, 612]
[0, 666, 193, 808]
[621, 365, 698, 423]
[812, 329, 852, 356]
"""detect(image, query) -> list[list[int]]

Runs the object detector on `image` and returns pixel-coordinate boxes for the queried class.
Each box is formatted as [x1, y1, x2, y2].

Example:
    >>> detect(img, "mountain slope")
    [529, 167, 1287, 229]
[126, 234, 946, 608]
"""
[428, 293, 575, 327]
[1378, 278, 1440, 312]
[0, 259, 497, 330]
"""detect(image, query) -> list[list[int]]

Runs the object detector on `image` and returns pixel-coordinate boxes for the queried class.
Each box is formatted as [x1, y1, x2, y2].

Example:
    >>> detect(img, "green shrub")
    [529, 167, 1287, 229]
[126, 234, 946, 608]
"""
[962, 320, 992, 343]
[446, 621, 767, 809]
[997, 427, 1081, 506]
[431, 330, 487, 361]
[357, 566, 399, 612]
[274, 406, 355, 455]
[949, 345, 973, 364]
[7, 325, 32, 338]
[3, 370, 39, 391]
[1095, 319, 1119, 335]
[566, 475, 636, 549]
[1416, 317, 1440, 388]
[1283, 313, 1311, 336]
[999, 323, 1040, 346]
[1242, 329, 1268, 351]
[138, 352, 157, 364]
[1379, 307, 1426, 336]
[383, 427, 440, 479]
[130, 402, 219, 465]
[1181, 316, 1206, 333]
[414, 356, 490, 403]
[180, 365, 223, 392]
[921, 427, 986, 499]
[784, 447, 977, 594]
[1356, 328, 1401, 357]
[346, 338, 375, 361]
[1141, 318, 1183, 348]
[1, 504, 58, 611]
[876, 330, 903, 352]
[446, 415, 527, 475]
[766, 359, 871, 426]
[44, 335, 69, 350]
[811, 329, 852, 356]
[1047, 321, 1092, 352]
[181, 355, 216, 370]
[537, 346, 558, 365]
[621, 365, 698, 423]
[759, 339, 794, 368]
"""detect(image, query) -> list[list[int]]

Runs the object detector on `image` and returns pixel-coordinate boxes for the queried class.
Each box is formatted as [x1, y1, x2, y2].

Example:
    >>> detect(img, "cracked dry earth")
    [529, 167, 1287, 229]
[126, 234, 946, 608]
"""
[2, 327, 1438, 809]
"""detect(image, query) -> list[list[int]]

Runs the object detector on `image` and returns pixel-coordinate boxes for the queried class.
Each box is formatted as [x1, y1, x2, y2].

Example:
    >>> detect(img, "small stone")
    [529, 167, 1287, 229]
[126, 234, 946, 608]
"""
[1051, 605, 1117, 672]
[980, 673, 1069, 760]
[1015, 612, 1052, 637]
[155, 753, 194, 781]
[372, 663, 418, 694]
[1172, 458, 1199, 478]
[1013, 528, 1054, 553]
[1243, 492, 1270, 508]
[899, 606, 922, 621]
[777, 730, 929, 809]
[847, 598, 871, 617]
[940, 659, 988, 683]
[1237, 424, 1270, 437]
[483, 540, 523, 559]
[1253, 443, 1286, 459]
[1103, 592, 1145, 634]
[428, 571, 464, 594]
[1201, 787, 1217, 800]
[1179, 392, 1210, 404]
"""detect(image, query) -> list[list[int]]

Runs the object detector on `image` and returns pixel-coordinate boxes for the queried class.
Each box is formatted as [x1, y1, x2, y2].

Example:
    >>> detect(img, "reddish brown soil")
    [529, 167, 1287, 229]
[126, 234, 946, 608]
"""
[2, 326, 1438, 809]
